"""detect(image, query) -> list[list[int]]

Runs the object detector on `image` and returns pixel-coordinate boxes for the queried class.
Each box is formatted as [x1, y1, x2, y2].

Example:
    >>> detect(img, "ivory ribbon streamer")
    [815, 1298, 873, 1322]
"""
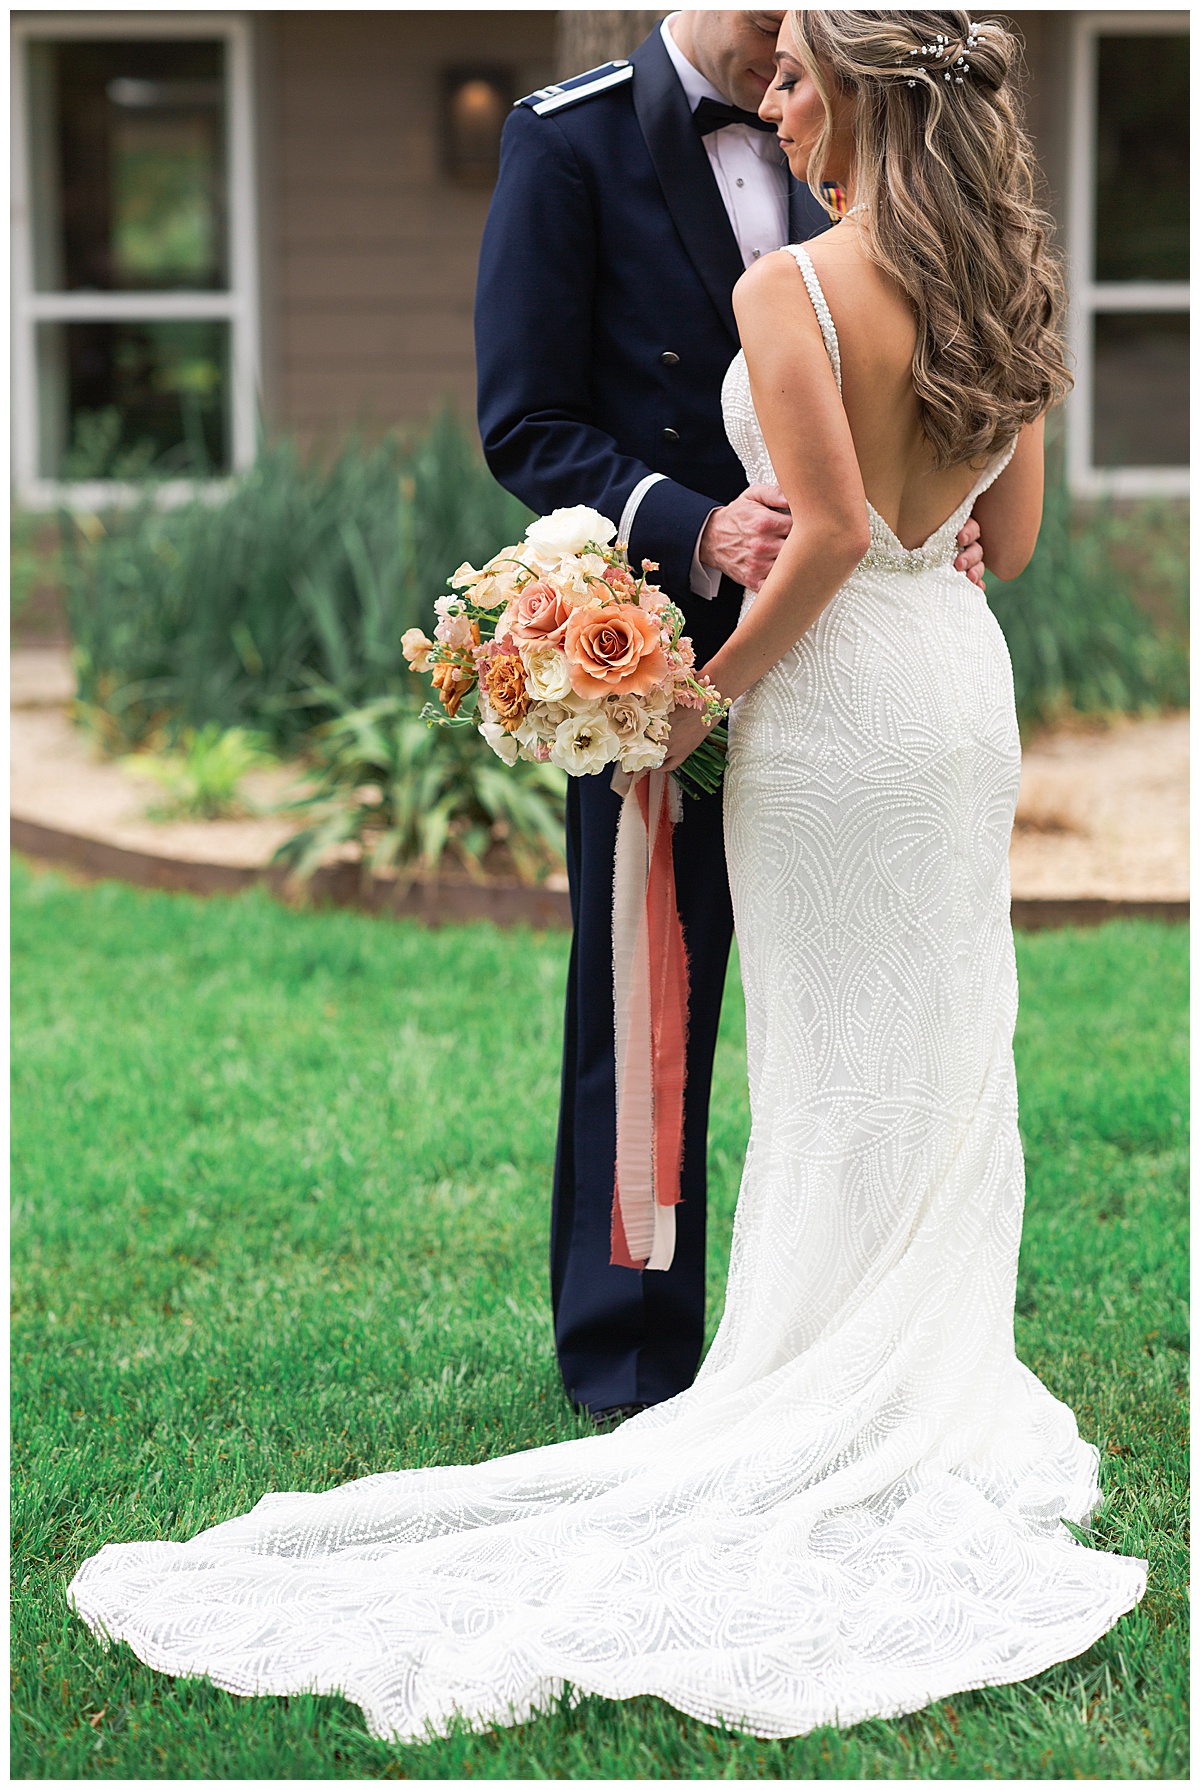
[610, 766, 689, 1272]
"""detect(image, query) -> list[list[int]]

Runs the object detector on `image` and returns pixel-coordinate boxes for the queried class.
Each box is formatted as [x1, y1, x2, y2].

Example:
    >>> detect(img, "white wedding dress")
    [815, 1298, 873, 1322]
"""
[68, 245, 1146, 1744]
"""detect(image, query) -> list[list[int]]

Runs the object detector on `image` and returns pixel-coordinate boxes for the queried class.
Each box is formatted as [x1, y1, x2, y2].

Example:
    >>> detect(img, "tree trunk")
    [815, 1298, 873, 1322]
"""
[554, 11, 665, 82]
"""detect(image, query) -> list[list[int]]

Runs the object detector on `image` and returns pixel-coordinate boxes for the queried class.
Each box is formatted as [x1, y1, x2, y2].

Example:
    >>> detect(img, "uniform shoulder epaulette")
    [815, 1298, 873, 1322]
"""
[516, 59, 634, 117]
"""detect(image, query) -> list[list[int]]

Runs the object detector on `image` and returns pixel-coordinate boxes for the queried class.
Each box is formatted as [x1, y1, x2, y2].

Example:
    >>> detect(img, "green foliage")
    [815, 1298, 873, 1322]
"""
[987, 461, 1188, 729]
[11, 512, 62, 626]
[273, 693, 566, 884]
[123, 723, 274, 822]
[59, 410, 532, 753]
[60, 407, 161, 484]
[10, 861, 1188, 1779]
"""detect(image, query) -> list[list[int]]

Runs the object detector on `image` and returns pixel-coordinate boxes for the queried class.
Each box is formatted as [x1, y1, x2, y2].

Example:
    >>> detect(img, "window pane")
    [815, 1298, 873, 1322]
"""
[29, 39, 227, 291]
[1094, 35, 1188, 282]
[36, 319, 230, 478]
[1092, 312, 1188, 468]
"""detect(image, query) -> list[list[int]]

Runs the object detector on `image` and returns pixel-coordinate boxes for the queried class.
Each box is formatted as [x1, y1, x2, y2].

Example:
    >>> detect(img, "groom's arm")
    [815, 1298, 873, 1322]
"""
[475, 105, 717, 597]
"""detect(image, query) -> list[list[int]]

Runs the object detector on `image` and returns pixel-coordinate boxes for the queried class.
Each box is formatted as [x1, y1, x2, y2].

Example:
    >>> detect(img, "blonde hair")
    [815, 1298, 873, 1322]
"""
[790, 10, 1071, 469]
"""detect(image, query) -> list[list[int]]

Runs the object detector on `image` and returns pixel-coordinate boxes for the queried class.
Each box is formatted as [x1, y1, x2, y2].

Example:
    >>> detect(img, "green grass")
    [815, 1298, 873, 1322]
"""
[11, 861, 1188, 1779]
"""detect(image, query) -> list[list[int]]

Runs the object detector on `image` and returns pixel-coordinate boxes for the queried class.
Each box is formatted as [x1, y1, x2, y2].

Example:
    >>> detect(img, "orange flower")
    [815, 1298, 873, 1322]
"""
[563, 602, 668, 698]
[431, 661, 474, 719]
[483, 652, 531, 732]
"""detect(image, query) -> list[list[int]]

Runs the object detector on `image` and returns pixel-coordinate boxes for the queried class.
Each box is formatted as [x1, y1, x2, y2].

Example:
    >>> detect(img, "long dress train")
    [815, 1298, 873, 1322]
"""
[67, 245, 1146, 1743]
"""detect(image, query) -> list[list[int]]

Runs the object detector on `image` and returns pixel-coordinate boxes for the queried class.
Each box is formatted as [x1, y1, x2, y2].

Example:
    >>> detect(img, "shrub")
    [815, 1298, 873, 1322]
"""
[123, 724, 275, 822]
[986, 459, 1188, 729]
[272, 693, 566, 886]
[59, 411, 532, 753]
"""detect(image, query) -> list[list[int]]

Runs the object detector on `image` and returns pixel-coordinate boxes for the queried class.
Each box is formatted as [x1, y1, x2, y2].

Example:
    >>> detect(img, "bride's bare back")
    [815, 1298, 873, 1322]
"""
[697, 231, 1046, 710]
[804, 222, 986, 551]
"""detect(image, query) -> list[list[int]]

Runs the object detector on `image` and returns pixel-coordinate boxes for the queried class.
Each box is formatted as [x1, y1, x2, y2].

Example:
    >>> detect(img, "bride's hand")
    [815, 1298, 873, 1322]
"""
[661, 706, 715, 774]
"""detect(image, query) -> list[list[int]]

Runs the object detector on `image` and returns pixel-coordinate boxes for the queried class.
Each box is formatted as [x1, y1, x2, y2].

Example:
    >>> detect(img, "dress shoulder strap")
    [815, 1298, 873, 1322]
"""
[784, 244, 842, 395]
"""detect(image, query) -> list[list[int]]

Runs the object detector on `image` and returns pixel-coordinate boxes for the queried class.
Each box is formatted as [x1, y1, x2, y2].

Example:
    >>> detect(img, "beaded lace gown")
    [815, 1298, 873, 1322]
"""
[68, 245, 1146, 1743]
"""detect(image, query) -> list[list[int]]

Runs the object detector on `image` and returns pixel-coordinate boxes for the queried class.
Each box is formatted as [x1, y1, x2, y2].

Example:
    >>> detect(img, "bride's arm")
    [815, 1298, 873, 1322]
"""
[969, 418, 1045, 581]
[668, 257, 870, 757]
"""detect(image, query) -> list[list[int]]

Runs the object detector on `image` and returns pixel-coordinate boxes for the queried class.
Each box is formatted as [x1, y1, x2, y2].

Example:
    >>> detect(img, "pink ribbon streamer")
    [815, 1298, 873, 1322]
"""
[610, 767, 689, 1272]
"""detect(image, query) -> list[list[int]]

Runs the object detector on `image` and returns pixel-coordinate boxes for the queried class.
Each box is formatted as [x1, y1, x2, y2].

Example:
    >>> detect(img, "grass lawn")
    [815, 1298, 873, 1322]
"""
[11, 859, 1188, 1780]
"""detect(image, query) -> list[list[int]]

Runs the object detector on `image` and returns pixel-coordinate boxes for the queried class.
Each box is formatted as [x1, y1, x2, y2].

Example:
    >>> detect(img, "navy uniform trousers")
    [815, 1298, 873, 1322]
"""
[551, 739, 733, 1412]
[475, 30, 829, 1413]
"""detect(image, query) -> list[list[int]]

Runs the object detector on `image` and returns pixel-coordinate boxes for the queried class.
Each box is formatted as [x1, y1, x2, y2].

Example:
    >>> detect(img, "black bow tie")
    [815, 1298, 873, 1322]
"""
[692, 97, 776, 136]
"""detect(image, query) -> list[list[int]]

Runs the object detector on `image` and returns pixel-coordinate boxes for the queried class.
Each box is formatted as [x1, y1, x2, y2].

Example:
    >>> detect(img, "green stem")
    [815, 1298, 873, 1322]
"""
[672, 724, 728, 800]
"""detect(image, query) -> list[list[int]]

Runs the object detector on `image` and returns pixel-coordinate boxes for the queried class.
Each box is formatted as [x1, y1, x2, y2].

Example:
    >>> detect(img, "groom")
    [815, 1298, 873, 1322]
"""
[475, 12, 984, 1421]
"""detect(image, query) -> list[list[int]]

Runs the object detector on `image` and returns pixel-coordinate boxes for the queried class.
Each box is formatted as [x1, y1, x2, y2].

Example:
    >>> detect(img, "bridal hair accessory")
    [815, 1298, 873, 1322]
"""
[405, 506, 730, 1270]
[901, 23, 983, 86]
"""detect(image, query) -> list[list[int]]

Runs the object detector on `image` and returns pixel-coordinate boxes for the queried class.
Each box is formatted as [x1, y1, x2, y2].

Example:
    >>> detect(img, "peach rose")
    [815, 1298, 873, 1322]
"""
[563, 602, 669, 699]
[508, 580, 573, 647]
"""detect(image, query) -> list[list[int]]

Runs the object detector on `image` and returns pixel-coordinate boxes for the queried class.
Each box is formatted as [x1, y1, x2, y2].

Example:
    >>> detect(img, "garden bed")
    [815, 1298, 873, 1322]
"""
[10, 650, 1188, 928]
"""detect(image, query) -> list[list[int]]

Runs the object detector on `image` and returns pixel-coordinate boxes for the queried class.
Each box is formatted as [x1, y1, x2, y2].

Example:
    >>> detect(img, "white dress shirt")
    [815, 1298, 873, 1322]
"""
[630, 17, 790, 598]
[659, 15, 790, 270]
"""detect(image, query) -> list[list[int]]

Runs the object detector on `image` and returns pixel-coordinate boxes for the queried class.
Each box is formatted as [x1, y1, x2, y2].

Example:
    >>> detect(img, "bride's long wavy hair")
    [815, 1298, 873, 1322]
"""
[790, 9, 1071, 469]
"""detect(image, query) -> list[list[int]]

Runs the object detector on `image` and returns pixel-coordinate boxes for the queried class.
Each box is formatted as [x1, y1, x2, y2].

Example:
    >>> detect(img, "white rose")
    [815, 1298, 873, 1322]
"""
[521, 643, 574, 703]
[525, 506, 617, 562]
[549, 709, 621, 776]
[620, 733, 667, 775]
[536, 696, 584, 736]
[479, 720, 519, 765]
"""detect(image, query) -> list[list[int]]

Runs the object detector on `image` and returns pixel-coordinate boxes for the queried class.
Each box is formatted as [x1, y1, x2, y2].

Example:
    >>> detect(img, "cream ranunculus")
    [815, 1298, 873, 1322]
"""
[525, 507, 617, 562]
[521, 642, 574, 703]
[549, 708, 621, 776]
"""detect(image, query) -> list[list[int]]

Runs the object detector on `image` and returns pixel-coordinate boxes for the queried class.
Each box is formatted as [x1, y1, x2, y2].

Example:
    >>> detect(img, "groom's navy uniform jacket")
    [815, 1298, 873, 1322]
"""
[476, 29, 829, 1413]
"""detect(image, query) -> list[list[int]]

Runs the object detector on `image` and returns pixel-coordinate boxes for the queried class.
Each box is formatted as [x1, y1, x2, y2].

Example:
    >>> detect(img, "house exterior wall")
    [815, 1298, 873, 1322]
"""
[257, 10, 555, 442]
[10, 9, 1186, 499]
[256, 11, 1076, 443]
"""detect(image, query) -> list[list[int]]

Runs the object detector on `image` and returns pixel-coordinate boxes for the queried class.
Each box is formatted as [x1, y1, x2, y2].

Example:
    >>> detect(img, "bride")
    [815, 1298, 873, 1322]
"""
[69, 10, 1147, 1743]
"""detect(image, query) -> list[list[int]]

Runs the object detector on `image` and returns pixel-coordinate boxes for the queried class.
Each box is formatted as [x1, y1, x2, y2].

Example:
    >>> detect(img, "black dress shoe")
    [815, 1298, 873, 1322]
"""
[590, 1403, 648, 1430]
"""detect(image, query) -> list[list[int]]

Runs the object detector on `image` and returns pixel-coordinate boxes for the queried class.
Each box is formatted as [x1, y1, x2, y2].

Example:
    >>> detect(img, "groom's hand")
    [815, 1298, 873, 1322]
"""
[955, 517, 986, 588]
[699, 484, 792, 592]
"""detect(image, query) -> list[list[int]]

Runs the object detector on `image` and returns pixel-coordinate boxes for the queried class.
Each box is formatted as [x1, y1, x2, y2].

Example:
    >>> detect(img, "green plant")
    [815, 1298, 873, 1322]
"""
[60, 406, 161, 483]
[11, 512, 60, 627]
[123, 723, 274, 821]
[273, 693, 566, 884]
[986, 458, 1188, 729]
[58, 410, 533, 753]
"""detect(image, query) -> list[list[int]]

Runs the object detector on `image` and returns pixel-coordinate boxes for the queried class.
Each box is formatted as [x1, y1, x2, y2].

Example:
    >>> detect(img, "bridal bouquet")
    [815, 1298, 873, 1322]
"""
[401, 506, 728, 799]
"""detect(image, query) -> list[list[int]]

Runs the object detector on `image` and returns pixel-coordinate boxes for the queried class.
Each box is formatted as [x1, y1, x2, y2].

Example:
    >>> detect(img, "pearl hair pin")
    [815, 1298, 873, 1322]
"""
[899, 23, 981, 89]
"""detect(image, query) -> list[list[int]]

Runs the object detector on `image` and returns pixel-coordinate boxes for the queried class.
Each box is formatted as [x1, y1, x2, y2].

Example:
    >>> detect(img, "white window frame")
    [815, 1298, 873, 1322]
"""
[1066, 11, 1189, 498]
[11, 11, 260, 509]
